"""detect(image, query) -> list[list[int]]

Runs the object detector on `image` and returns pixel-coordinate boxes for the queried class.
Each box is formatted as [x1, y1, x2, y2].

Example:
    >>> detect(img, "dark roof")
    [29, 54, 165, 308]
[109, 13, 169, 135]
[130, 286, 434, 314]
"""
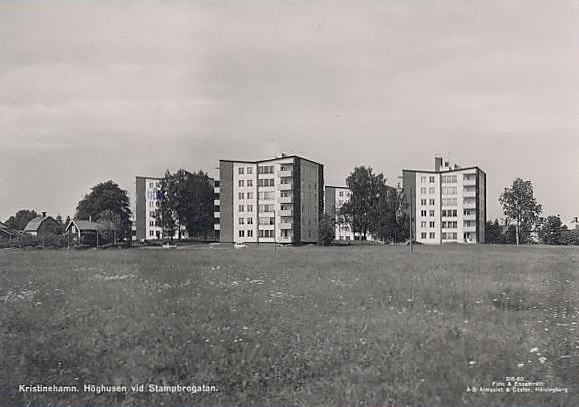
[0, 226, 17, 238]
[24, 216, 56, 232]
[220, 155, 323, 166]
[402, 166, 486, 176]
[66, 220, 108, 231]
[0, 221, 6, 228]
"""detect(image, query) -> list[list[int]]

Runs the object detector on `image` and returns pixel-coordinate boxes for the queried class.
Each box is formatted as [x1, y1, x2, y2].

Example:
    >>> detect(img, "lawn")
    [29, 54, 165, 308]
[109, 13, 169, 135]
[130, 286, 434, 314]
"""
[0, 244, 578, 406]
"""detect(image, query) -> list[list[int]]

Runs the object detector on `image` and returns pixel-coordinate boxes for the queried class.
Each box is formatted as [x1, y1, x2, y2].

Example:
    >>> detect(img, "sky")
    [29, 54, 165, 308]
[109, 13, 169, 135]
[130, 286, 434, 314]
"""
[1, 0, 578, 223]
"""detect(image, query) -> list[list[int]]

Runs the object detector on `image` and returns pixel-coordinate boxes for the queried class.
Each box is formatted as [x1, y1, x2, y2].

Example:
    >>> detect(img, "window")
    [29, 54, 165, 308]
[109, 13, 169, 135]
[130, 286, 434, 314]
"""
[247, 179, 253, 187]
[421, 221, 427, 228]
[280, 177, 292, 184]
[429, 199, 435, 205]
[429, 176, 435, 183]
[429, 187, 435, 194]
[259, 217, 275, 225]
[247, 217, 253, 224]
[149, 182, 154, 188]
[238, 205, 244, 212]
[247, 167, 253, 174]
[238, 180, 244, 187]
[247, 204, 254, 212]
[420, 176, 427, 183]
[281, 203, 292, 211]
[421, 210, 427, 217]
[238, 192, 245, 200]
[238, 167, 244, 175]
[442, 232, 447, 239]
[149, 202, 154, 207]
[239, 230, 245, 237]
[339, 191, 344, 197]
[258, 165, 274, 174]
[442, 175, 457, 184]
[429, 210, 435, 217]
[429, 221, 435, 228]
[421, 199, 427, 205]
[421, 232, 427, 239]
[258, 204, 274, 212]
[247, 230, 253, 237]
[258, 230, 274, 238]
[280, 190, 292, 198]
[429, 232, 435, 239]
[149, 221, 154, 226]
[420, 187, 427, 194]
[149, 230, 155, 237]
[247, 192, 254, 200]
[239, 218, 245, 225]
[442, 221, 447, 228]
[149, 211, 155, 217]
[258, 178, 275, 187]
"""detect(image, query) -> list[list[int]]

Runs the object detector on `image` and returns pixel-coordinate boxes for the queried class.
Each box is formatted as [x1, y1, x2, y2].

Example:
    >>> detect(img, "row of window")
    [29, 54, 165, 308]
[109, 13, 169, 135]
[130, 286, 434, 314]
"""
[442, 197, 458, 206]
[258, 165, 274, 174]
[238, 167, 254, 175]
[442, 232, 458, 240]
[442, 209, 458, 217]
[238, 229, 254, 237]
[441, 186, 457, 195]
[420, 232, 436, 239]
[420, 209, 436, 217]
[420, 198, 436, 206]
[238, 217, 254, 225]
[420, 176, 436, 184]
[441, 175, 457, 184]
[420, 187, 436, 194]
[442, 221, 458, 228]
[420, 221, 436, 228]
[257, 178, 275, 187]
[238, 179, 254, 187]
[238, 192, 255, 200]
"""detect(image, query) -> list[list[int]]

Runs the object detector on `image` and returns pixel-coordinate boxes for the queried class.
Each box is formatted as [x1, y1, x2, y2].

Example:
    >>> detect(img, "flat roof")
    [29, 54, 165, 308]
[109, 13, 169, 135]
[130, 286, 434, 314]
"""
[219, 154, 323, 166]
[402, 166, 486, 176]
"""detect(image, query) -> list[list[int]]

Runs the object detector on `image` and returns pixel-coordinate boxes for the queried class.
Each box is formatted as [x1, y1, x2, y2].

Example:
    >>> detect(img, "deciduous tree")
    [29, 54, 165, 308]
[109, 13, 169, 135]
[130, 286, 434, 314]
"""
[499, 178, 542, 245]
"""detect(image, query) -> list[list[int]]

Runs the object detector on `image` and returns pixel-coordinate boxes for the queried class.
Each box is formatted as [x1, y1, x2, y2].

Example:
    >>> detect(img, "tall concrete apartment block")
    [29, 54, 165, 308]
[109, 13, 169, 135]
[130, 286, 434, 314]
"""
[324, 186, 354, 241]
[135, 176, 164, 240]
[214, 155, 324, 244]
[402, 157, 486, 244]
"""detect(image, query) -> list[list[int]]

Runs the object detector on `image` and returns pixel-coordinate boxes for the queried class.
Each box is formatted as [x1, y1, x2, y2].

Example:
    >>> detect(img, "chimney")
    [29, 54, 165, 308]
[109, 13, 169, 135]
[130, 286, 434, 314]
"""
[42, 211, 46, 218]
[434, 157, 442, 172]
[279, 152, 287, 158]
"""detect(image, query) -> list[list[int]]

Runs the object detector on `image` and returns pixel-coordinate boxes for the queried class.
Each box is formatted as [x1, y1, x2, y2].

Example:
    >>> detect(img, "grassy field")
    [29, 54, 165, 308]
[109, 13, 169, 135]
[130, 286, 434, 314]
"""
[0, 244, 578, 406]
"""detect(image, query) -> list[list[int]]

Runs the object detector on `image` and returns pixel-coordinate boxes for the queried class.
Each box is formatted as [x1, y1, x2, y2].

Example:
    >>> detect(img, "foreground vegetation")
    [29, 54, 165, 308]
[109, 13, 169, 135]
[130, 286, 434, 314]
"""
[1, 244, 577, 406]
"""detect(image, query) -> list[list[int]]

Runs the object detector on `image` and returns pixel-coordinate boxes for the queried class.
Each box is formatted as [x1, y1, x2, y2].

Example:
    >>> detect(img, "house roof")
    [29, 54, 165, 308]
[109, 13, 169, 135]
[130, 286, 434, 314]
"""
[0, 226, 17, 238]
[66, 220, 108, 231]
[402, 166, 486, 176]
[24, 216, 56, 232]
[220, 154, 323, 166]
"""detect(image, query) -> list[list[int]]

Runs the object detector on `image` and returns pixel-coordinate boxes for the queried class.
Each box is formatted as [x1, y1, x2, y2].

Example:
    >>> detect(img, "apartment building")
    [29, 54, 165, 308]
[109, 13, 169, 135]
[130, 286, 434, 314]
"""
[324, 186, 354, 241]
[214, 154, 324, 244]
[134, 176, 190, 241]
[402, 157, 486, 244]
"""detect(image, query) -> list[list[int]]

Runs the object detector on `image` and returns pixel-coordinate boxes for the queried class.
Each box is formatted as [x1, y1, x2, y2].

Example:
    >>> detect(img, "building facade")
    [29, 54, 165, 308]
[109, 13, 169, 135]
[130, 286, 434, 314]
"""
[402, 157, 486, 244]
[135, 176, 192, 241]
[214, 154, 324, 244]
[324, 186, 354, 241]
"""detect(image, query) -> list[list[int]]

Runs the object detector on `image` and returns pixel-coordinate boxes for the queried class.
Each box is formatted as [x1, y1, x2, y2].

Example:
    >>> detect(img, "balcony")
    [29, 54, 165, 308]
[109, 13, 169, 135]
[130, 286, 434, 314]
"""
[463, 189, 476, 198]
[214, 186, 220, 194]
[279, 196, 293, 204]
[279, 209, 293, 217]
[278, 183, 292, 191]
[214, 199, 220, 206]
[214, 211, 220, 218]
[279, 222, 293, 229]
[279, 170, 292, 178]
[463, 214, 476, 221]
[214, 224, 220, 231]
[463, 177, 476, 186]
[463, 225, 476, 233]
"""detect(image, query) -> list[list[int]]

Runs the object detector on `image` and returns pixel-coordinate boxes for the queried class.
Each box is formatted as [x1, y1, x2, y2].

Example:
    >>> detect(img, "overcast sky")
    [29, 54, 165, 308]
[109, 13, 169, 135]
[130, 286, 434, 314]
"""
[1, 0, 578, 223]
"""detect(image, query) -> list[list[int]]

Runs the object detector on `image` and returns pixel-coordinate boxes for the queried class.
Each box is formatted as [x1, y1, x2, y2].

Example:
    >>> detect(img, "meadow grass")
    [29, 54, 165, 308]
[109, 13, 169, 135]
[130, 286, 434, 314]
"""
[0, 244, 577, 406]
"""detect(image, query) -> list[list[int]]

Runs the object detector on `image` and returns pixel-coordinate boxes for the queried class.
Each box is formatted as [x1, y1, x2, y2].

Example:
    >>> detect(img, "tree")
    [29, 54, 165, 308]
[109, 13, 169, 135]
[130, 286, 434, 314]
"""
[499, 178, 542, 245]
[318, 213, 336, 245]
[76, 180, 132, 241]
[485, 219, 504, 244]
[340, 166, 387, 240]
[54, 215, 65, 235]
[156, 174, 177, 242]
[159, 169, 215, 241]
[538, 215, 563, 245]
[4, 209, 38, 230]
[368, 187, 404, 243]
[97, 209, 122, 244]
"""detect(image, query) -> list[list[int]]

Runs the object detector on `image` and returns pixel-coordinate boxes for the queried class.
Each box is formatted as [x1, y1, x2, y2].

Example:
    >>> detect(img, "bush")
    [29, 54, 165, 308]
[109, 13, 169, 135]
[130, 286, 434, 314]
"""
[318, 214, 336, 246]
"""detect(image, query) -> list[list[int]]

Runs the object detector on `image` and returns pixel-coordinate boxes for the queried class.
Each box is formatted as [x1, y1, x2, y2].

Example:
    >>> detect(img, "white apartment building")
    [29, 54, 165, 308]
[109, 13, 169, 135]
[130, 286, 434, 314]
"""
[214, 154, 324, 244]
[324, 186, 354, 241]
[135, 176, 188, 241]
[402, 157, 486, 244]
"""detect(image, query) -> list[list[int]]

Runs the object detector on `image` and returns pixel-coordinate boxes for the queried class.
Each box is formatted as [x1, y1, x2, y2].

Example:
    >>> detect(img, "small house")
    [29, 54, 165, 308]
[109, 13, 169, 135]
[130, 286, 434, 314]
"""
[24, 212, 60, 237]
[65, 219, 109, 246]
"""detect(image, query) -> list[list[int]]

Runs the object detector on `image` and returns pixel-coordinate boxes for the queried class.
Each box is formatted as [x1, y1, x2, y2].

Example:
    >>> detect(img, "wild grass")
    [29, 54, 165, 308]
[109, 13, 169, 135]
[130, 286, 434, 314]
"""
[0, 244, 577, 406]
